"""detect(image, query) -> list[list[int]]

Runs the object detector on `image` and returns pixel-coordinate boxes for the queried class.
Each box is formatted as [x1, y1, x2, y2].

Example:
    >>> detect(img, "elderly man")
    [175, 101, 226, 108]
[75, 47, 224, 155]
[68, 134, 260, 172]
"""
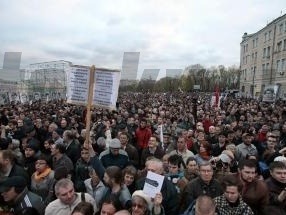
[63, 130, 81, 166]
[0, 176, 45, 215]
[136, 158, 178, 215]
[45, 178, 97, 215]
[99, 138, 129, 169]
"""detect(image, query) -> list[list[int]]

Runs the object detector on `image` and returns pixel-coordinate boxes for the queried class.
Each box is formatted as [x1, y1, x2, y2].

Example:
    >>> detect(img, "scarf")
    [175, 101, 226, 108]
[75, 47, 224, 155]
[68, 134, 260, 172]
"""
[34, 167, 52, 182]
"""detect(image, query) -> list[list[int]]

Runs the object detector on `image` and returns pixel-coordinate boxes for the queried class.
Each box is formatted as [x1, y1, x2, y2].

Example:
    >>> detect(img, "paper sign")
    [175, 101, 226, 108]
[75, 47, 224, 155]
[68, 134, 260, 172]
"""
[92, 69, 120, 109]
[143, 171, 164, 198]
[66, 66, 90, 105]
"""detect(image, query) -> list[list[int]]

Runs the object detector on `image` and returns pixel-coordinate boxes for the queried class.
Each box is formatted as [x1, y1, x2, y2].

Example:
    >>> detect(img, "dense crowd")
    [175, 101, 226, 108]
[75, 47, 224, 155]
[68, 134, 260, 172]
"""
[0, 91, 286, 215]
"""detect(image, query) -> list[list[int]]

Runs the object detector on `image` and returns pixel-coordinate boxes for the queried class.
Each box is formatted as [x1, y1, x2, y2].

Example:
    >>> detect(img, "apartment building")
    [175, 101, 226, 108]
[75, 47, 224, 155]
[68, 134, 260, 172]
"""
[240, 13, 286, 98]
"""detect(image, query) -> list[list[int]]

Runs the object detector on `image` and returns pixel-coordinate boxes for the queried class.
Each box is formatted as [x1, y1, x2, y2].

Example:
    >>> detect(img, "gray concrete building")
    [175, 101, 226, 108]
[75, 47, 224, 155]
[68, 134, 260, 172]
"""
[240, 13, 286, 98]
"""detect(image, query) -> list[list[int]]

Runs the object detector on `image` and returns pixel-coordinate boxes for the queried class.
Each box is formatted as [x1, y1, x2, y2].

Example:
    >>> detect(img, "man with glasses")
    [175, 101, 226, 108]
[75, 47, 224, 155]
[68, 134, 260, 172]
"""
[180, 162, 223, 212]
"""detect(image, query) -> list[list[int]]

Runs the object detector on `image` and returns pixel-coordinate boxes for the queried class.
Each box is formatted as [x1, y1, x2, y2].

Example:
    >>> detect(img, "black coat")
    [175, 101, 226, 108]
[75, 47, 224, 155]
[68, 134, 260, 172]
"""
[136, 176, 178, 215]
[180, 177, 223, 212]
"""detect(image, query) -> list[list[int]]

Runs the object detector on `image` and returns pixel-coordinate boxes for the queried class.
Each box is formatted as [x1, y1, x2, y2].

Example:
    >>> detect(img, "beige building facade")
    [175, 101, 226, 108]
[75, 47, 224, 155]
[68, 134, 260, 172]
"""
[240, 14, 286, 98]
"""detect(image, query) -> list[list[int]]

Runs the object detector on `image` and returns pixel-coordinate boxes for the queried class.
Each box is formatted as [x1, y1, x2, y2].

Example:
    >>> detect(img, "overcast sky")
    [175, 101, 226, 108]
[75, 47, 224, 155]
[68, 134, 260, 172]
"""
[0, 0, 285, 79]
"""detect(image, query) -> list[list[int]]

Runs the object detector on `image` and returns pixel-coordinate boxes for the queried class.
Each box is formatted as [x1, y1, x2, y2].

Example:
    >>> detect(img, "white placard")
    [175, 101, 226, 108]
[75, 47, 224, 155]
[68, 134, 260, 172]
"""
[66, 67, 90, 105]
[143, 171, 164, 198]
[92, 69, 121, 109]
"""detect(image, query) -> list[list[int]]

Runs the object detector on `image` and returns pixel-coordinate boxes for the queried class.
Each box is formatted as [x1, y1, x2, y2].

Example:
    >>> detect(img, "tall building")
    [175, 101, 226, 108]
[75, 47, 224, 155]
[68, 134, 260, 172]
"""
[240, 13, 286, 98]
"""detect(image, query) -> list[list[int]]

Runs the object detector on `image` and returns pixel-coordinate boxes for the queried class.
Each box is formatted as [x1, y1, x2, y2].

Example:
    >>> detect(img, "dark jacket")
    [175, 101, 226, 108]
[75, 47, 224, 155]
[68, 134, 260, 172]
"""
[265, 176, 286, 211]
[241, 176, 269, 215]
[124, 144, 139, 168]
[12, 187, 45, 215]
[180, 177, 223, 212]
[9, 164, 30, 186]
[141, 147, 164, 167]
[136, 176, 178, 215]
[65, 140, 81, 166]
[99, 149, 129, 169]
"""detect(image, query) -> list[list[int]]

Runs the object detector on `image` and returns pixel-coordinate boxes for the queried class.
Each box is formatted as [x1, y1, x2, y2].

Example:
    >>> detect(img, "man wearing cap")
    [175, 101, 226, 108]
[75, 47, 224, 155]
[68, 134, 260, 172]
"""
[0, 176, 45, 215]
[236, 133, 258, 160]
[24, 138, 41, 178]
[99, 138, 129, 169]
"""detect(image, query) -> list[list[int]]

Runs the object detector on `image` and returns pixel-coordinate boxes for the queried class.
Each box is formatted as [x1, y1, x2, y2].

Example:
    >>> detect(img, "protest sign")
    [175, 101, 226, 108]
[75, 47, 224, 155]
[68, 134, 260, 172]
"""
[143, 171, 164, 198]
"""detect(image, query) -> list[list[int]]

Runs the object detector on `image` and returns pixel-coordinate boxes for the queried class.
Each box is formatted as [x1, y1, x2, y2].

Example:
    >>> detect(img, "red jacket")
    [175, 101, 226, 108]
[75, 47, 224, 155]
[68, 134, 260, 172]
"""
[135, 127, 152, 149]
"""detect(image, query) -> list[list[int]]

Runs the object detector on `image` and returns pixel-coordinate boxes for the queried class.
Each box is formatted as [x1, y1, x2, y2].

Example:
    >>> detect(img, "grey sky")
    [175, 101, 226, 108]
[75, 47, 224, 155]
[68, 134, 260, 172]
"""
[0, 0, 285, 80]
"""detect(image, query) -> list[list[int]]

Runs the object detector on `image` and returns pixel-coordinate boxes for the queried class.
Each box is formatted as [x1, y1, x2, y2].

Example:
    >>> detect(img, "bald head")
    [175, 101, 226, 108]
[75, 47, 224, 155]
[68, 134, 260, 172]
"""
[195, 195, 216, 215]
[114, 210, 131, 215]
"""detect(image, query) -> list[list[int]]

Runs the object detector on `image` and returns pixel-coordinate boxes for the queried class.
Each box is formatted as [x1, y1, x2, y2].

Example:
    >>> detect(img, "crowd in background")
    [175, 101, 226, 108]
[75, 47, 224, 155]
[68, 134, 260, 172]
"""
[0, 91, 286, 215]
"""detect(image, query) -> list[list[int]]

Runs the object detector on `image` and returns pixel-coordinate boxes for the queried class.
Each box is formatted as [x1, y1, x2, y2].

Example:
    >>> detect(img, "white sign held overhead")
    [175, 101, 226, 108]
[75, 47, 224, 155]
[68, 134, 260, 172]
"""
[66, 66, 90, 105]
[92, 69, 121, 109]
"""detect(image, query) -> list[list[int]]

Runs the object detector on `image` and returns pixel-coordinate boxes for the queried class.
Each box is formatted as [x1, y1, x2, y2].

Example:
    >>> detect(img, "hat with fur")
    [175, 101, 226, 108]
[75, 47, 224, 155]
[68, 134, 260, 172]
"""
[132, 190, 152, 211]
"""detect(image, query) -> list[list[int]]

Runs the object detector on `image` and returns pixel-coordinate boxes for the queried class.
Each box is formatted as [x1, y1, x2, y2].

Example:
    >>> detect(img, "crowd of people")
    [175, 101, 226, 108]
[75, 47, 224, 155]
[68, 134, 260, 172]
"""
[0, 91, 286, 215]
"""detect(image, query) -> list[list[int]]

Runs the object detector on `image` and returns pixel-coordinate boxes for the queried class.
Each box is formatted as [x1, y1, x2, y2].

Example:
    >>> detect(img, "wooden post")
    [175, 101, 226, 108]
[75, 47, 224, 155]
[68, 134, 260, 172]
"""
[84, 65, 95, 148]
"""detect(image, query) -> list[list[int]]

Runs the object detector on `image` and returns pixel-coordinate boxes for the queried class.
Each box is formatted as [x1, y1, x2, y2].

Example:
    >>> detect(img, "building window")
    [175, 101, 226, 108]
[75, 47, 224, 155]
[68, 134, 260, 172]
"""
[263, 48, 266, 58]
[267, 46, 271, 58]
[246, 44, 248, 52]
[264, 32, 267, 42]
[279, 23, 283, 34]
[252, 53, 254, 61]
[253, 39, 255, 48]
[262, 64, 265, 74]
[277, 60, 281, 73]
[266, 63, 270, 74]
[282, 59, 285, 72]
[284, 39, 286, 50]
[255, 52, 257, 61]
[256, 38, 258, 47]
[277, 41, 282, 52]
[269, 30, 272, 40]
